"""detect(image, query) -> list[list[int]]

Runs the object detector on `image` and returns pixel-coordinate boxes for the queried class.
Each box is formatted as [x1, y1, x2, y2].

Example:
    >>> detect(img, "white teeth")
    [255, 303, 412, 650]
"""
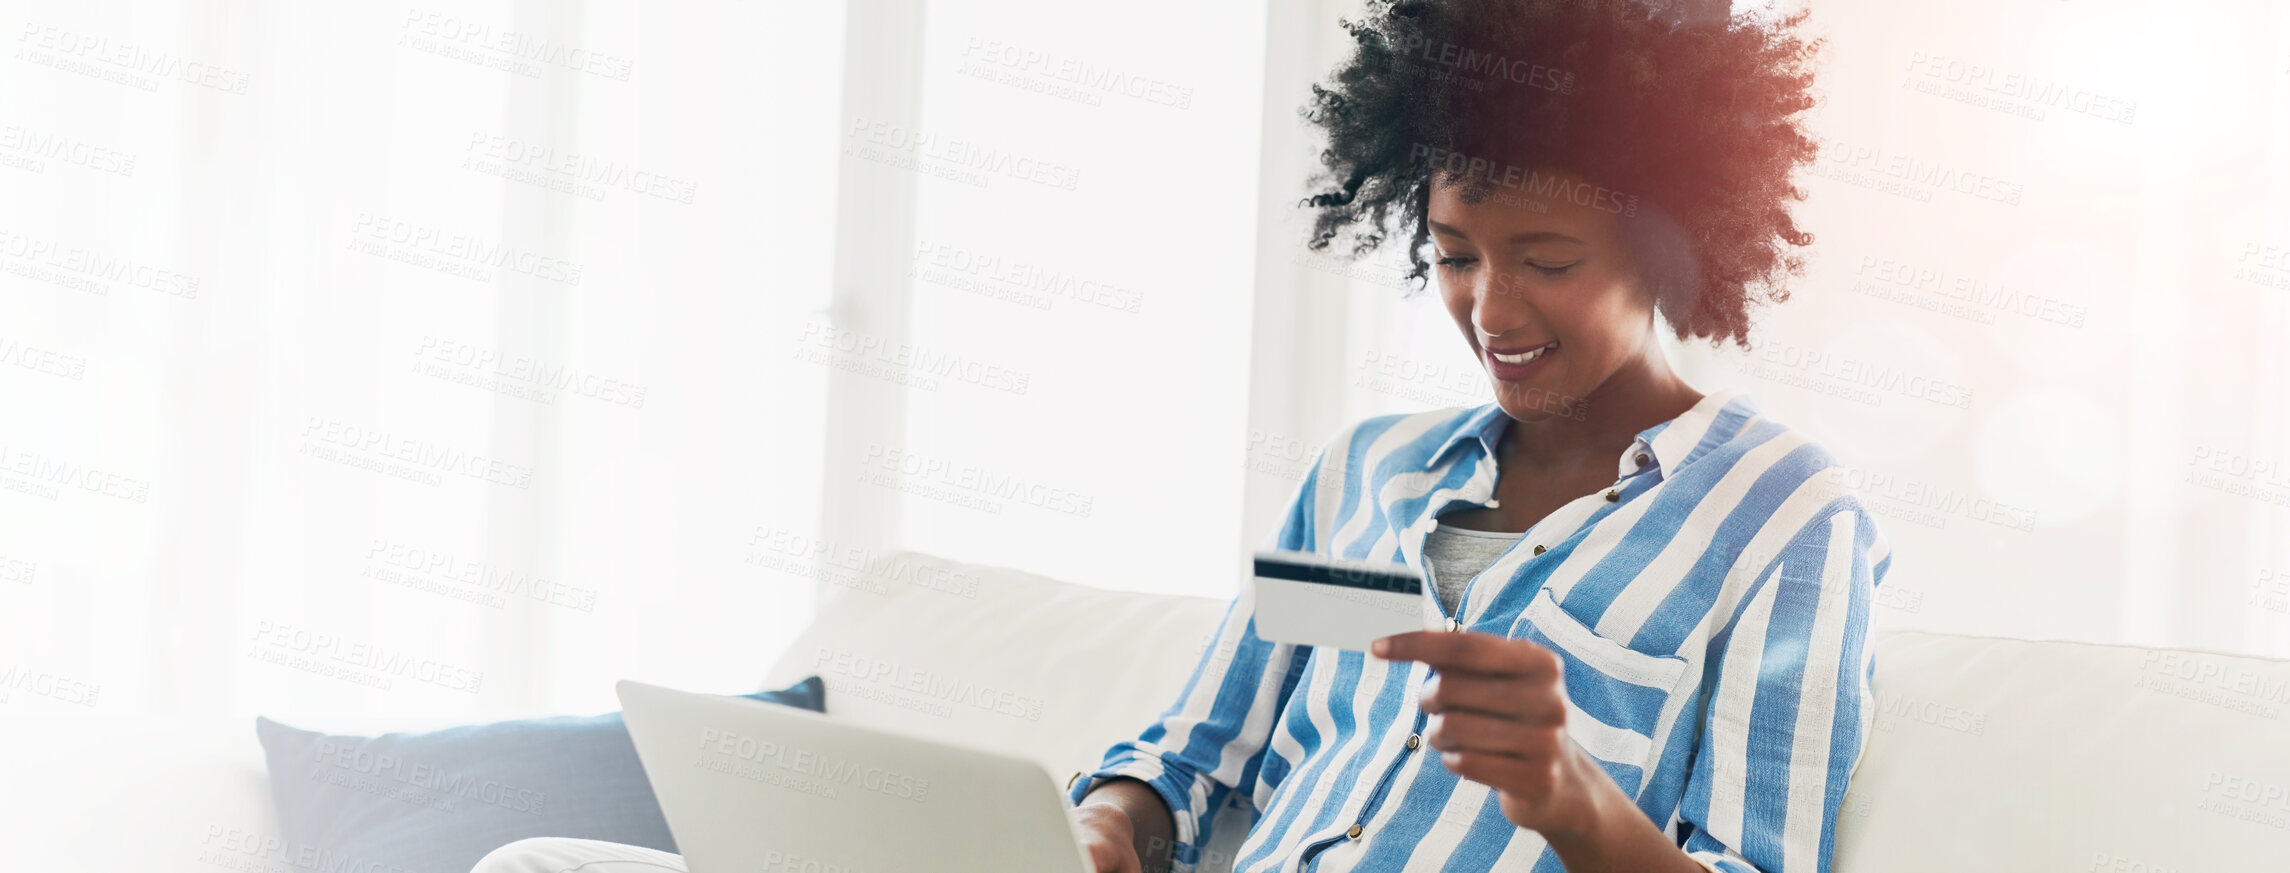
[1491, 342, 1557, 365]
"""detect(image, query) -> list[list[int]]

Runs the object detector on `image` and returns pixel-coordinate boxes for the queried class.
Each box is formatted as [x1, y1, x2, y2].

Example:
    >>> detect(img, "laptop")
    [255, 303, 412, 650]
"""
[618, 680, 1099, 873]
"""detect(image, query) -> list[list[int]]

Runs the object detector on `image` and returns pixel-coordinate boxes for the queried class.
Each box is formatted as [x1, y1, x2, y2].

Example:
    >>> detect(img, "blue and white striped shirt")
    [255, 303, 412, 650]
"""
[1068, 388, 1890, 873]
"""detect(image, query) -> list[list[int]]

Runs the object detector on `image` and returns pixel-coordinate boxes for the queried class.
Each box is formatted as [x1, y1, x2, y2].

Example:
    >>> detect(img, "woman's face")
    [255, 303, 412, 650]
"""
[1427, 168, 1657, 422]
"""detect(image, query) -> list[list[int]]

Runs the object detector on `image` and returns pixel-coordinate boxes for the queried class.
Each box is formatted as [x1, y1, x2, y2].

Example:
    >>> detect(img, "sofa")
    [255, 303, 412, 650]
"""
[6, 550, 2286, 871]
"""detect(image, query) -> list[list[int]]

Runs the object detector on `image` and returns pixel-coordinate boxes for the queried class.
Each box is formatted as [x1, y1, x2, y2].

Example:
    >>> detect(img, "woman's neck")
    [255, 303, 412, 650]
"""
[1501, 345, 1701, 471]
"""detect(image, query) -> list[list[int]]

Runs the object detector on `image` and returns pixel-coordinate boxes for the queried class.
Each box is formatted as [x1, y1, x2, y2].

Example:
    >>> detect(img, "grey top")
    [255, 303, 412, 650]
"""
[1422, 522, 1525, 616]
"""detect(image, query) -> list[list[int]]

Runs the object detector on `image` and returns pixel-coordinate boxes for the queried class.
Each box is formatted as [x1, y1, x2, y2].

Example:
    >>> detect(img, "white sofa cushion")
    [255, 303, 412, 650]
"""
[758, 550, 1231, 789]
[0, 714, 278, 873]
[1832, 630, 2290, 871]
[756, 550, 1259, 869]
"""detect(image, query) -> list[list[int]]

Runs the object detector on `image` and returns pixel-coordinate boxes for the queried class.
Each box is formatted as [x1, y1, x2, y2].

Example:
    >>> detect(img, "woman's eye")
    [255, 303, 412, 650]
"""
[1528, 261, 1580, 276]
[1436, 255, 1477, 269]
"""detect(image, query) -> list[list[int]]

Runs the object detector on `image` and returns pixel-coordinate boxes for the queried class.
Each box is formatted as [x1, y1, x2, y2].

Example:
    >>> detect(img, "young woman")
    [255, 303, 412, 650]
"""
[1066, 2, 1885, 873]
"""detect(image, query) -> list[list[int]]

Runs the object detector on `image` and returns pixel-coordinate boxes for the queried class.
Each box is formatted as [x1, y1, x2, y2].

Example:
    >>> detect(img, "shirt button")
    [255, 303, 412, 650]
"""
[1635, 452, 1650, 467]
[1604, 489, 1619, 502]
[1406, 734, 1421, 750]
[1532, 544, 1547, 556]
[1347, 824, 1364, 839]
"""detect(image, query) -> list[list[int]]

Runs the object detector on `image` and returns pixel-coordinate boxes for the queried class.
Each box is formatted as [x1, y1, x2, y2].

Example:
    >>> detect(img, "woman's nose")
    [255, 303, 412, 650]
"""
[1472, 270, 1535, 337]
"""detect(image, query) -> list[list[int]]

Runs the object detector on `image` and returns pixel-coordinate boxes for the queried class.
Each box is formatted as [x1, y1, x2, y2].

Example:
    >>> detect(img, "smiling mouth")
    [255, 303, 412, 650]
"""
[1487, 341, 1558, 365]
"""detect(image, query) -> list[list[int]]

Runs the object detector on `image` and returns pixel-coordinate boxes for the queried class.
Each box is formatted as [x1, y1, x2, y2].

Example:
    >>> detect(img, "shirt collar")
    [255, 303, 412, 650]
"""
[1645, 387, 1760, 479]
[1430, 401, 1513, 470]
[1430, 387, 1760, 482]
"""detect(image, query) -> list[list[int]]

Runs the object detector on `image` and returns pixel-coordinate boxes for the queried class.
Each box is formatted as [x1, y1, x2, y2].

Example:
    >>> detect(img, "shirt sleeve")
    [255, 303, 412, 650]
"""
[1676, 507, 1883, 873]
[1063, 442, 1329, 872]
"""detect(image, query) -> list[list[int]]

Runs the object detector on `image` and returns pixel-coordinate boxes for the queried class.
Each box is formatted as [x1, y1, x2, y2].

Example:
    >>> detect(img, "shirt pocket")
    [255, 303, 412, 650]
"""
[1508, 585, 1690, 796]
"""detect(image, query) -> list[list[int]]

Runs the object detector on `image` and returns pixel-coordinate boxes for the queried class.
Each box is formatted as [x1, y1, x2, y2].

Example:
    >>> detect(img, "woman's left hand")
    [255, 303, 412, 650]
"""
[1372, 630, 1607, 838]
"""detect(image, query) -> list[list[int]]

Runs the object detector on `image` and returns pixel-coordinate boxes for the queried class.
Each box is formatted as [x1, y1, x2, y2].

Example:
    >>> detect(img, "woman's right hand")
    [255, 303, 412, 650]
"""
[1070, 802, 1146, 873]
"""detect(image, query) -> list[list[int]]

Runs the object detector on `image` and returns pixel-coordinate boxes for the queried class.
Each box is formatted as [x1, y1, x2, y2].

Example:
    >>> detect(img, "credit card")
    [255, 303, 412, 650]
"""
[1250, 550, 1442, 652]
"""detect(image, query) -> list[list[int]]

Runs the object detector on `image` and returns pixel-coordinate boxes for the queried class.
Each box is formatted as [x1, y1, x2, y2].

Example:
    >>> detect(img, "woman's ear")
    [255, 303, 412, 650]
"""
[1616, 205, 1698, 329]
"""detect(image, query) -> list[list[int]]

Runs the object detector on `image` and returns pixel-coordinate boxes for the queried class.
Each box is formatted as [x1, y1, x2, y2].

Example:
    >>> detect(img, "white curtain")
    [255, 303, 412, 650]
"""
[2, 0, 849, 724]
[2, 0, 1279, 727]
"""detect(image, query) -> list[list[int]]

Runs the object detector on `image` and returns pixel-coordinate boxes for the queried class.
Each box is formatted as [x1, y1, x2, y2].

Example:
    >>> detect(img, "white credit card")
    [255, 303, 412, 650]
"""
[1251, 550, 1443, 652]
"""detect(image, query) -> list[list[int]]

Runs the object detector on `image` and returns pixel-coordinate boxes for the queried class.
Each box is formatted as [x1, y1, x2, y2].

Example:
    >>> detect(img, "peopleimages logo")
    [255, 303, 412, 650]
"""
[247, 621, 485, 693]
[0, 123, 139, 176]
[300, 417, 535, 490]
[2200, 770, 2290, 819]
[399, 9, 634, 81]
[813, 646, 1046, 722]
[909, 239, 1145, 315]
[856, 444, 1092, 519]
[200, 825, 409, 873]
[1406, 144, 1639, 217]
[1812, 136, 2025, 206]
[0, 441, 151, 502]
[1853, 255, 2088, 328]
[347, 212, 585, 285]
[958, 37, 1194, 109]
[697, 728, 932, 802]
[1390, 34, 1575, 93]
[0, 226, 201, 299]
[412, 335, 649, 408]
[845, 116, 1083, 192]
[0, 665, 102, 706]
[1823, 465, 2036, 532]
[1902, 52, 2137, 124]
[743, 527, 981, 599]
[795, 321, 1033, 396]
[16, 21, 252, 95]
[2135, 650, 2290, 719]
[1874, 690, 1986, 736]
[364, 538, 597, 612]
[312, 739, 546, 814]
[1745, 341, 1977, 411]
[463, 132, 696, 205]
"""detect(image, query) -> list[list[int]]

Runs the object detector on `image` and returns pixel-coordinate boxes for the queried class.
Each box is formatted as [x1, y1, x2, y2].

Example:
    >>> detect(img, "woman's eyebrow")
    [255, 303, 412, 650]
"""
[1426, 221, 1583, 247]
[1505, 231, 1585, 245]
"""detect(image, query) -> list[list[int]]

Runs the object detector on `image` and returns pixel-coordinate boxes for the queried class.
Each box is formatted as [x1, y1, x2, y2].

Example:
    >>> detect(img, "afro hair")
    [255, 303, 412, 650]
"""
[1301, 0, 1824, 347]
